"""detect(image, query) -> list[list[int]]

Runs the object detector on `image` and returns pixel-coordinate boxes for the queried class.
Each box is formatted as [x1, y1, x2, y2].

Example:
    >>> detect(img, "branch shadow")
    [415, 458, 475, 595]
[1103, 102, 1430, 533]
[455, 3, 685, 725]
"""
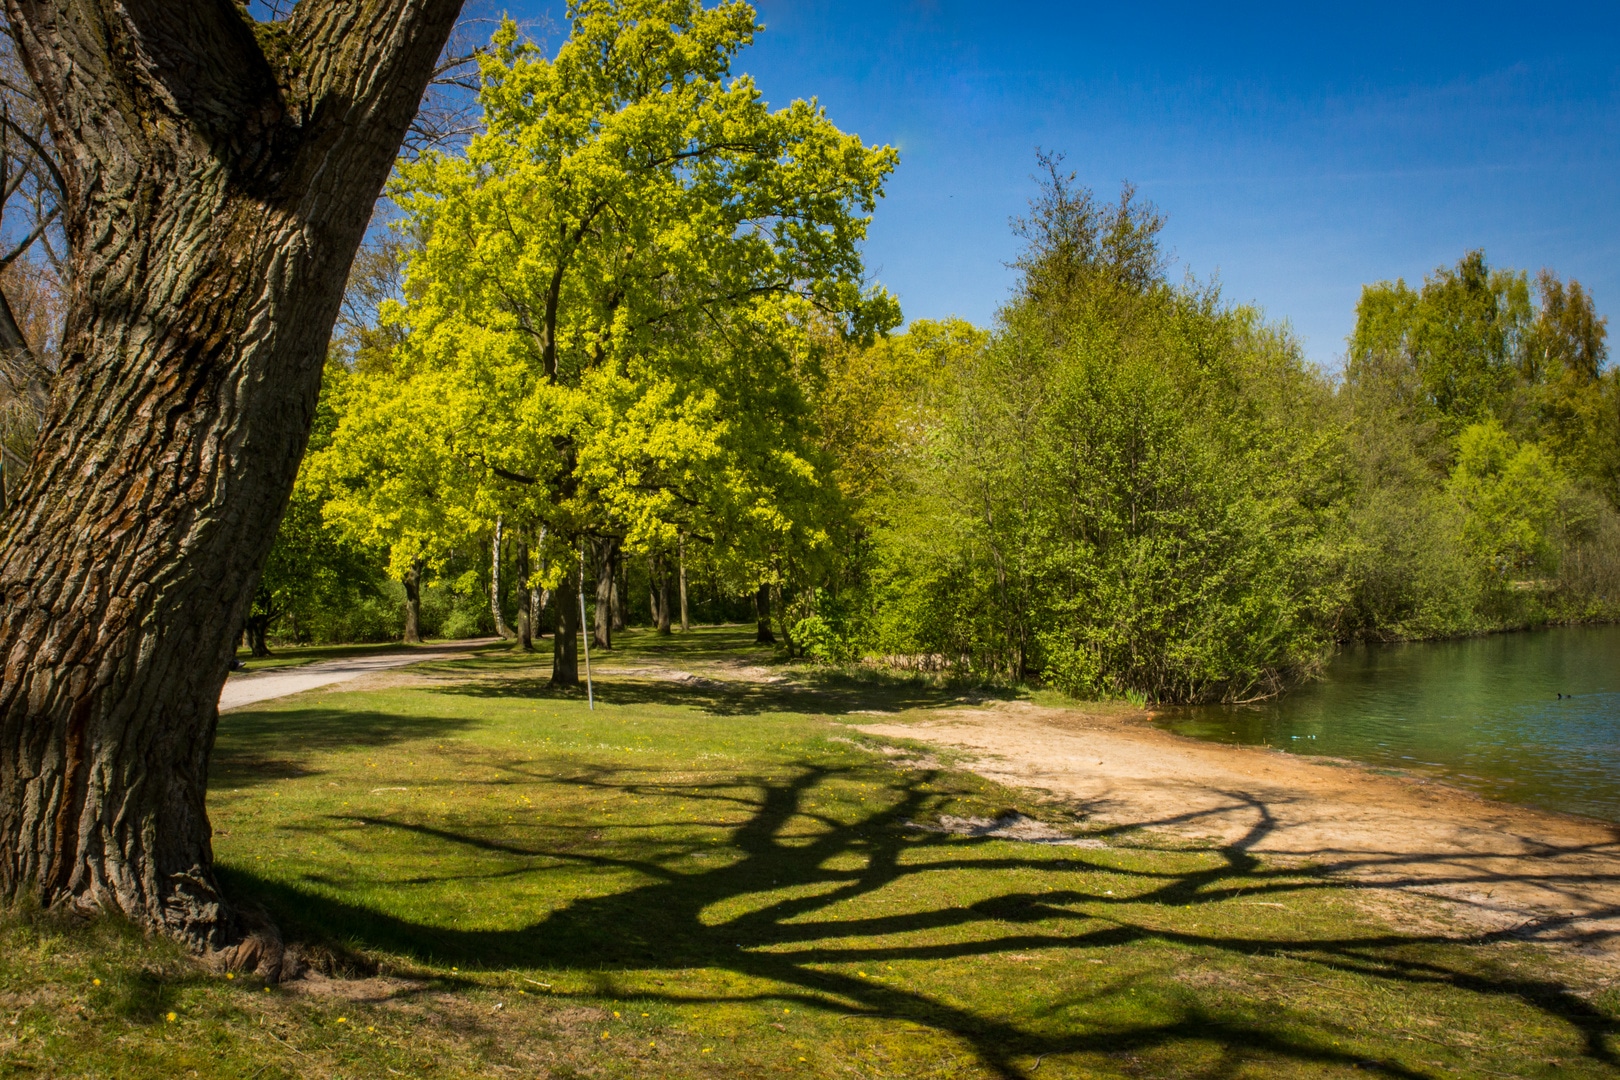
[432, 669, 1003, 718]
[219, 761, 1620, 1079]
[212, 707, 481, 789]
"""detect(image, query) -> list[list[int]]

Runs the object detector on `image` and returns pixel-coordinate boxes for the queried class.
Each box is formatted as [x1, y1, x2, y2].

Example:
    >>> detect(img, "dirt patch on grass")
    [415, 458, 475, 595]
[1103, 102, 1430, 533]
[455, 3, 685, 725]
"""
[856, 700, 1620, 958]
[906, 810, 1109, 847]
[286, 971, 430, 1003]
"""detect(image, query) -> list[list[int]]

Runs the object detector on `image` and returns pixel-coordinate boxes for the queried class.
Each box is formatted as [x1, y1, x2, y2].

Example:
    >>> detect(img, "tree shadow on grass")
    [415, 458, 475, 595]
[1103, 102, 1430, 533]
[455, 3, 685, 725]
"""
[218, 761, 1620, 1079]
[211, 707, 480, 789]
[433, 669, 1008, 718]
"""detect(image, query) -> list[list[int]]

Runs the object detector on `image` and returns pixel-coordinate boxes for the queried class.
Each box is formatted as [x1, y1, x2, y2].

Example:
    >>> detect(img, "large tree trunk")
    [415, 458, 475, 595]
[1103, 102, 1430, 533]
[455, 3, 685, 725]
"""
[402, 559, 423, 645]
[490, 518, 513, 639]
[592, 537, 617, 649]
[0, 0, 462, 966]
[550, 550, 580, 686]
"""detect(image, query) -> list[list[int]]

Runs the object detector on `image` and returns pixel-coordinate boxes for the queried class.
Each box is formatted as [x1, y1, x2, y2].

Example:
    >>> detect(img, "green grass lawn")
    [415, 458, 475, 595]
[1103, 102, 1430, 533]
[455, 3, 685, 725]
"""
[4, 627, 1615, 1078]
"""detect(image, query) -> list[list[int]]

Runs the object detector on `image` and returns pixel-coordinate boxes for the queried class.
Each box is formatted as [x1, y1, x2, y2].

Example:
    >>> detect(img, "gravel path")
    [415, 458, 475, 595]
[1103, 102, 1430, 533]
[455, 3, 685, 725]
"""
[219, 641, 493, 711]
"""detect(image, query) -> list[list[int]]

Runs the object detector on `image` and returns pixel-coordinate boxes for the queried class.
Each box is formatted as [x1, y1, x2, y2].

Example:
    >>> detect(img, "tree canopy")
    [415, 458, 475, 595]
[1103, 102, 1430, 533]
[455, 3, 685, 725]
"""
[309, 0, 897, 678]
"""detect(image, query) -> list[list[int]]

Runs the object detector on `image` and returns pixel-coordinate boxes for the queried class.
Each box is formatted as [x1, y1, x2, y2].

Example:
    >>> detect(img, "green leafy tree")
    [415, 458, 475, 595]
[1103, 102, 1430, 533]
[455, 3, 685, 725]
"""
[1350, 250, 1532, 440]
[864, 163, 1346, 702]
[336, 0, 897, 681]
[1343, 252, 1620, 635]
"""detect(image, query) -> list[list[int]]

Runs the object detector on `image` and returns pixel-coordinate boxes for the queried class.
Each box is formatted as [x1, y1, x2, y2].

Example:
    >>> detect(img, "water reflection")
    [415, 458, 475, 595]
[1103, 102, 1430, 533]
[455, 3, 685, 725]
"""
[1156, 624, 1620, 822]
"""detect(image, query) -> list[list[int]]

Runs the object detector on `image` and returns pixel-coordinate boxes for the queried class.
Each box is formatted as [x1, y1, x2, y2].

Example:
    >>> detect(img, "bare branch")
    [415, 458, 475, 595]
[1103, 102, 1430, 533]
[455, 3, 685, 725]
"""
[0, 201, 54, 268]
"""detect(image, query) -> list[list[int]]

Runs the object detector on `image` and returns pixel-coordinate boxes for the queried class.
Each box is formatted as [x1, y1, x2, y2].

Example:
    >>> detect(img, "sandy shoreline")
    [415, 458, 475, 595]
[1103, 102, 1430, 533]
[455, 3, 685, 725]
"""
[856, 699, 1620, 957]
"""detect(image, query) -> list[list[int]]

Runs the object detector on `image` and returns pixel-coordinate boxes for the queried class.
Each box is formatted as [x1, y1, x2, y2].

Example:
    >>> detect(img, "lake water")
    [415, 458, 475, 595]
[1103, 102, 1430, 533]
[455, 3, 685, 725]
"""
[1154, 624, 1620, 823]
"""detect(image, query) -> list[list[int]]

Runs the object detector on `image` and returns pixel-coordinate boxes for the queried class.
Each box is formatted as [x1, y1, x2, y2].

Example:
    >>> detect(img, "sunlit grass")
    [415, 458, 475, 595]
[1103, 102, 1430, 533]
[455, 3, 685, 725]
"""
[2, 627, 1614, 1078]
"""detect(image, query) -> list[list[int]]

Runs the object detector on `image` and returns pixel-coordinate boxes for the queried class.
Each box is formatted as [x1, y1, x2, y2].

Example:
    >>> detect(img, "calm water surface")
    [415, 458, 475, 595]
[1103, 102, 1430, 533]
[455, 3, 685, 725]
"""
[1155, 624, 1620, 822]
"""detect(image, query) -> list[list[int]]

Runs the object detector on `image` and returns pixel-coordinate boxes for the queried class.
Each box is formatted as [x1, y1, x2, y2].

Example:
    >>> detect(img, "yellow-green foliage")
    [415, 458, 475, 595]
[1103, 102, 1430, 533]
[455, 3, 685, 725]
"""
[1448, 419, 1565, 578]
[310, 1, 897, 590]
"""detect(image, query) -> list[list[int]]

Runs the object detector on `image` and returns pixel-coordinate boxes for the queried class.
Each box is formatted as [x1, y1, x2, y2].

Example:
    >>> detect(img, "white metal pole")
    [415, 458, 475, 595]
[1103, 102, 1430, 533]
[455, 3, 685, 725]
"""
[578, 546, 593, 709]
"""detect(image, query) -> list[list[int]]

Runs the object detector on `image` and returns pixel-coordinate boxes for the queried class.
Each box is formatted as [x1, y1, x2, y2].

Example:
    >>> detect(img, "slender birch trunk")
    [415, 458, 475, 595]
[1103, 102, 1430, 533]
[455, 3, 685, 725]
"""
[532, 525, 548, 637]
[490, 518, 513, 639]
[516, 538, 532, 651]
[678, 534, 690, 632]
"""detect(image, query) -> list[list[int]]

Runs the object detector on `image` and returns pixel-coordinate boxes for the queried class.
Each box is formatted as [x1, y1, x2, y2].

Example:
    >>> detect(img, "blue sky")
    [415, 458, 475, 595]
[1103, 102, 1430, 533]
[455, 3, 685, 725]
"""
[511, 1, 1620, 367]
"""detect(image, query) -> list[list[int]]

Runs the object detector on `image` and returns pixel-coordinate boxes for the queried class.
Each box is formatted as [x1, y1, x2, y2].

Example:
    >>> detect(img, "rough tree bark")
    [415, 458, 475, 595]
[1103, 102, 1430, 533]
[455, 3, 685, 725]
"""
[402, 559, 423, 645]
[0, 0, 462, 967]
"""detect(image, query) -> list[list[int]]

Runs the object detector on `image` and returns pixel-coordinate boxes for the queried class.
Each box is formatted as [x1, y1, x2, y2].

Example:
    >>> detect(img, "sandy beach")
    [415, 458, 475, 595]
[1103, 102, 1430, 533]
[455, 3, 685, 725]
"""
[858, 699, 1620, 957]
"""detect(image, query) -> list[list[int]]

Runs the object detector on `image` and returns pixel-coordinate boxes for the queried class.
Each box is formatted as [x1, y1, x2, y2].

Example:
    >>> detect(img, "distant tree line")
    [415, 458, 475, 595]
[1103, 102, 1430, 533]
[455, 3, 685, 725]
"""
[799, 159, 1617, 702]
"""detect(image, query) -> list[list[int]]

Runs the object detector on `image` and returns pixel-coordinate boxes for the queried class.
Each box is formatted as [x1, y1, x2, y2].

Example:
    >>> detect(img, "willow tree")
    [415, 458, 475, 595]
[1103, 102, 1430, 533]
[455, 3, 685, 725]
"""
[0, 0, 462, 966]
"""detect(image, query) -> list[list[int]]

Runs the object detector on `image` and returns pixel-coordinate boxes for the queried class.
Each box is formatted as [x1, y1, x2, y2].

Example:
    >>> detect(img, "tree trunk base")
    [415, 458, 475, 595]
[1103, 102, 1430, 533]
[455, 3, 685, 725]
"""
[204, 907, 301, 982]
